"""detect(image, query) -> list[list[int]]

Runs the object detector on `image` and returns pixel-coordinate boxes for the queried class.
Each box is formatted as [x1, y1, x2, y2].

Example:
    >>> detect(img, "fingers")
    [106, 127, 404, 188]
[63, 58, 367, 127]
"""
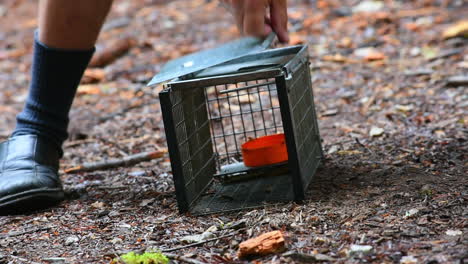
[243, 0, 271, 39]
[226, 0, 244, 34]
[270, 0, 289, 43]
[226, 0, 289, 43]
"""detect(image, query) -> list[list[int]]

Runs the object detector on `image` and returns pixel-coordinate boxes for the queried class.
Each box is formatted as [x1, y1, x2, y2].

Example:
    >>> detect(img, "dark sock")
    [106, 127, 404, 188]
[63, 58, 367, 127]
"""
[12, 34, 94, 149]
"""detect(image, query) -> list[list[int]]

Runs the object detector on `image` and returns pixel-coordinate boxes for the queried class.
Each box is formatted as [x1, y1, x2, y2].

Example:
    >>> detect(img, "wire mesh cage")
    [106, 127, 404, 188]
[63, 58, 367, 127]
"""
[159, 45, 323, 214]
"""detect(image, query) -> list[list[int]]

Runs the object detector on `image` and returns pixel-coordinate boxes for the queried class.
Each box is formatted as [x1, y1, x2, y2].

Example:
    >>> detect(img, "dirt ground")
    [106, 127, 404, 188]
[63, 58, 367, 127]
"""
[0, 0, 466, 263]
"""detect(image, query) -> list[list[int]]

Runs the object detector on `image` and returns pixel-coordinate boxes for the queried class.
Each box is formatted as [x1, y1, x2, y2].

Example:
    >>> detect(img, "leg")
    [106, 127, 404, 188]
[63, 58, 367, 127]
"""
[38, 0, 113, 49]
[0, 0, 113, 215]
[14, 0, 113, 147]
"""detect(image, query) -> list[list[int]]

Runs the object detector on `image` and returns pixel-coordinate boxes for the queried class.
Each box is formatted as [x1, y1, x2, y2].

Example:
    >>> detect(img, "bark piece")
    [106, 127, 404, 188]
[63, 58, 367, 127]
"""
[238, 231, 285, 259]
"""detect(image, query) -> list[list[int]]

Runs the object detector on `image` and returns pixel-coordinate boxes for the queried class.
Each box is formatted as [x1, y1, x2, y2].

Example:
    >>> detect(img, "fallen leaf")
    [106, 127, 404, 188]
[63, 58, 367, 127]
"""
[442, 20, 468, 39]
[364, 50, 386, 61]
[327, 145, 339, 154]
[421, 46, 439, 60]
[321, 108, 339, 117]
[238, 94, 256, 104]
[289, 33, 306, 45]
[337, 150, 362, 155]
[338, 37, 353, 48]
[77, 85, 102, 95]
[354, 47, 386, 61]
[322, 54, 348, 63]
[348, 245, 373, 256]
[395, 104, 414, 113]
[139, 198, 155, 207]
[110, 237, 123, 244]
[64, 236, 79, 246]
[0, 48, 28, 60]
[181, 225, 218, 243]
[400, 255, 418, 264]
[223, 102, 240, 111]
[82, 68, 106, 84]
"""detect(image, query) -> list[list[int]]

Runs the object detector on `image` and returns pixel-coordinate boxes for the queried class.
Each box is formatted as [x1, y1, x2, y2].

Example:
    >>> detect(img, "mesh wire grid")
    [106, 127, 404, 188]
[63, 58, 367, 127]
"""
[204, 78, 284, 169]
[285, 61, 323, 191]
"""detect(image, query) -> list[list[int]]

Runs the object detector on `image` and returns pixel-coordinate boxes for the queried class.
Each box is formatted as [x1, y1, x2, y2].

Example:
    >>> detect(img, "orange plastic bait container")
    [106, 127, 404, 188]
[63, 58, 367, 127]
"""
[241, 134, 289, 167]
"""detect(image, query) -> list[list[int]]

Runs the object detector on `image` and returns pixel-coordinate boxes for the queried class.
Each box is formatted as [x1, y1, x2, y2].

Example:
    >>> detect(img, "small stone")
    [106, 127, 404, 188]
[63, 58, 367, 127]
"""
[110, 237, 123, 244]
[349, 244, 373, 256]
[327, 145, 339, 154]
[370, 127, 385, 137]
[64, 235, 79, 246]
[445, 230, 462, 236]
[230, 240, 239, 248]
[108, 210, 120, 217]
[410, 47, 421, 56]
[91, 201, 105, 209]
[314, 236, 328, 245]
[354, 47, 375, 58]
[139, 198, 155, 207]
[119, 223, 132, 229]
[181, 226, 218, 243]
[405, 208, 419, 218]
[395, 104, 414, 113]
[315, 254, 335, 262]
[353, 1, 383, 13]
[128, 170, 146, 177]
[400, 255, 418, 264]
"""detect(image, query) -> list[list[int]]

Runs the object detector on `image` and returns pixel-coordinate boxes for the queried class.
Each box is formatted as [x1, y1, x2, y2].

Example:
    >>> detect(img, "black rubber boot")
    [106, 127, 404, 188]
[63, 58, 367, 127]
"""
[0, 135, 64, 215]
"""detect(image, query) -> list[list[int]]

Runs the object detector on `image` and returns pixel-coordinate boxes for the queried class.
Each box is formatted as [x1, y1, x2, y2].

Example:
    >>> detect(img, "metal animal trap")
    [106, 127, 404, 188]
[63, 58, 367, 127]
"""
[152, 39, 323, 214]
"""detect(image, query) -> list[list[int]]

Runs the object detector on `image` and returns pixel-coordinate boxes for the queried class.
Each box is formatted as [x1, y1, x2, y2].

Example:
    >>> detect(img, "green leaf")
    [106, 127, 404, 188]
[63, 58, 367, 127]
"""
[115, 251, 169, 264]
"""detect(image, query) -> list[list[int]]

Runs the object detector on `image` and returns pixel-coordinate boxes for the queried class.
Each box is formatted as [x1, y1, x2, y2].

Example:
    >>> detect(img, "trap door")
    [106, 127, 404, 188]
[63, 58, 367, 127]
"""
[276, 47, 323, 200]
[160, 86, 216, 213]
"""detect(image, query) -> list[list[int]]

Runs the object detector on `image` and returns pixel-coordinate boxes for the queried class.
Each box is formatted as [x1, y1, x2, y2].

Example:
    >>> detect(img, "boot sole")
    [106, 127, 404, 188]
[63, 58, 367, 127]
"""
[0, 188, 64, 215]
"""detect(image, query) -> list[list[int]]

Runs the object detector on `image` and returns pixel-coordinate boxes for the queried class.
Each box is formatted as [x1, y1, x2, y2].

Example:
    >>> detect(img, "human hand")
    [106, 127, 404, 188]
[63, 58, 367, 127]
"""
[221, 0, 289, 43]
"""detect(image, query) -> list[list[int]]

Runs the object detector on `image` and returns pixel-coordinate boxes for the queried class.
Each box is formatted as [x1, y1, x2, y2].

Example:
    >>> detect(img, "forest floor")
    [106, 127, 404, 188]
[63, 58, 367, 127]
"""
[0, 0, 466, 263]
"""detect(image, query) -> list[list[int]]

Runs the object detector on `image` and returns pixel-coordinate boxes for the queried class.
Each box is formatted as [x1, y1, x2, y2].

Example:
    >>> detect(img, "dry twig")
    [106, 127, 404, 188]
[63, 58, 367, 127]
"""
[162, 232, 239, 253]
[0, 226, 52, 238]
[165, 253, 208, 264]
[64, 150, 166, 174]
[98, 99, 159, 123]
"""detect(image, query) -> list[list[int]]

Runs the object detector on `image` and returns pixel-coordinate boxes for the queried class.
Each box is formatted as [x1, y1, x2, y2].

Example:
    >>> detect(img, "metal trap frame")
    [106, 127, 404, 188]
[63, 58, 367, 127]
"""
[159, 45, 323, 214]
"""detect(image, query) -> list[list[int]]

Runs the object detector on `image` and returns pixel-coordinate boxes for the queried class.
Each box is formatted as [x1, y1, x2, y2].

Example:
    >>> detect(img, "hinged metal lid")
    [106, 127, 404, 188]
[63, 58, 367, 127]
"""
[147, 33, 276, 86]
